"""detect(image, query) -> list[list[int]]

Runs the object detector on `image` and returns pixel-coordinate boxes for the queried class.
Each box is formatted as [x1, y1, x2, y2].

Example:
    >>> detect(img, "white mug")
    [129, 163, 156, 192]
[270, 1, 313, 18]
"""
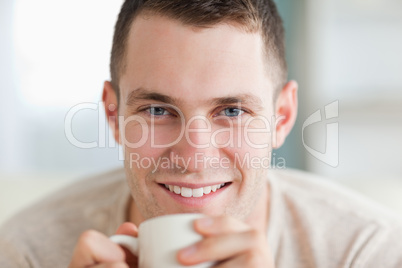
[110, 213, 214, 268]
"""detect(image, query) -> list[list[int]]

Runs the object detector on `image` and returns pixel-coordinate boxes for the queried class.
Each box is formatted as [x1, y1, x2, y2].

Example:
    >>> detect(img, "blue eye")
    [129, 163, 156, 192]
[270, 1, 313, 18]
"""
[148, 107, 170, 116]
[221, 107, 244, 117]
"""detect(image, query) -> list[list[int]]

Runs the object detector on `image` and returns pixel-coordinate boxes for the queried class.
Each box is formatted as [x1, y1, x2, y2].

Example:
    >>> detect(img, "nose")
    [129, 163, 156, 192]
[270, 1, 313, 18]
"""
[169, 116, 220, 173]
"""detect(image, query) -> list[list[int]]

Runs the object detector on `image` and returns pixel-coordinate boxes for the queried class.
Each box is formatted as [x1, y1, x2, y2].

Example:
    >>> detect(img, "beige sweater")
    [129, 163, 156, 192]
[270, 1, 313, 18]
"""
[0, 168, 401, 267]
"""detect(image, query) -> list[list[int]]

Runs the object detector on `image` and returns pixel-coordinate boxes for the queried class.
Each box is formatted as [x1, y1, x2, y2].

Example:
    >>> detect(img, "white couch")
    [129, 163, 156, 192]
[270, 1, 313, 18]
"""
[0, 173, 74, 225]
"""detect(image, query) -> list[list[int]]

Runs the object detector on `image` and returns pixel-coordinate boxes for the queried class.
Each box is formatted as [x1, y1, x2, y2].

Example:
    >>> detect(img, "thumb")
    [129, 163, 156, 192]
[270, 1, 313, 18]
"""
[116, 222, 138, 237]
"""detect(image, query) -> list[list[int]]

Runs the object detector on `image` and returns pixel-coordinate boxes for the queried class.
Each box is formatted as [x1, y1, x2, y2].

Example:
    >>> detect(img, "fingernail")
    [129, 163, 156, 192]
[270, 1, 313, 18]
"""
[197, 217, 214, 227]
[180, 245, 197, 258]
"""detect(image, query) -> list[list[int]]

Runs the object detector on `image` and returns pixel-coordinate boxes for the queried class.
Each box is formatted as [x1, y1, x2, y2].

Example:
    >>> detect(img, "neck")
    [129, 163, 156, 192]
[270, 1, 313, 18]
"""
[128, 199, 145, 227]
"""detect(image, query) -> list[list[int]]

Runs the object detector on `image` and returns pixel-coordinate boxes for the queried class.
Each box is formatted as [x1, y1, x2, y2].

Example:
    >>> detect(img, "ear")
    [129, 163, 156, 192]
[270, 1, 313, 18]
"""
[102, 81, 120, 144]
[273, 80, 298, 149]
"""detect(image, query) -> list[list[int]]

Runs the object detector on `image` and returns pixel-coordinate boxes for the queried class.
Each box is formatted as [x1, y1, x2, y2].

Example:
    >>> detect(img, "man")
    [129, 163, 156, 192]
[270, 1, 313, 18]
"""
[1, 0, 401, 267]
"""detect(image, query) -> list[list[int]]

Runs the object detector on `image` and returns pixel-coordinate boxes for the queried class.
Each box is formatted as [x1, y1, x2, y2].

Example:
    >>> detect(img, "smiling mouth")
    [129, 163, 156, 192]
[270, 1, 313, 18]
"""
[161, 183, 230, 198]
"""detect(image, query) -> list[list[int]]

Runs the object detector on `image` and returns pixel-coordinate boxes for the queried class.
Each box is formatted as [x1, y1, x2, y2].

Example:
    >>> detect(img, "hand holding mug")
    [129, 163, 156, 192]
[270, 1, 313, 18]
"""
[68, 222, 138, 268]
[177, 216, 275, 267]
[69, 214, 274, 268]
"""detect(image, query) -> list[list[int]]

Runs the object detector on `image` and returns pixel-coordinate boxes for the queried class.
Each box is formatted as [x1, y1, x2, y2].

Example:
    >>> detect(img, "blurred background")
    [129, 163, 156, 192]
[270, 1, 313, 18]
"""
[1, 0, 401, 224]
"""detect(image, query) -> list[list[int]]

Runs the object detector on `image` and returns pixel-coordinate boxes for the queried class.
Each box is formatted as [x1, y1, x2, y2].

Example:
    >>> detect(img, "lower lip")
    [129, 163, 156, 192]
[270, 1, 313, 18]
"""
[159, 183, 231, 208]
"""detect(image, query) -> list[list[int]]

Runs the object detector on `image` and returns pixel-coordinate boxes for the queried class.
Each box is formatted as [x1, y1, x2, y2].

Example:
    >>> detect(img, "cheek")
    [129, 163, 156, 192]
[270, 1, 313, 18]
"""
[120, 118, 149, 151]
[243, 131, 272, 152]
[212, 124, 271, 149]
[227, 145, 271, 172]
[243, 116, 274, 150]
[123, 123, 170, 173]
[122, 121, 182, 155]
[151, 124, 185, 148]
[224, 124, 272, 171]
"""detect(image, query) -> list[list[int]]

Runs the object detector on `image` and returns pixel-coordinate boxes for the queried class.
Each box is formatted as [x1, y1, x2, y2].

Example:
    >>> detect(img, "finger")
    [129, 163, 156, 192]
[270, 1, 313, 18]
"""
[212, 250, 274, 268]
[92, 263, 129, 268]
[193, 216, 251, 236]
[115, 222, 138, 237]
[114, 222, 139, 266]
[69, 230, 125, 267]
[178, 229, 266, 265]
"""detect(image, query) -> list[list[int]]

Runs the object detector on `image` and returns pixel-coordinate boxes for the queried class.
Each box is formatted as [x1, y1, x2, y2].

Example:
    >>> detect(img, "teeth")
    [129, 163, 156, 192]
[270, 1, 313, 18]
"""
[203, 186, 211, 194]
[181, 187, 192, 198]
[165, 183, 226, 198]
[174, 186, 181, 194]
[192, 188, 204, 198]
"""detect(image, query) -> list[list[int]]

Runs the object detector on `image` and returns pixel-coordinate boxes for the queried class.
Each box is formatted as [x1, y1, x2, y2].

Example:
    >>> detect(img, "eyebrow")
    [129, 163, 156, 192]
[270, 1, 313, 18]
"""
[211, 94, 264, 110]
[126, 87, 264, 110]
[126, 88, 177, 106]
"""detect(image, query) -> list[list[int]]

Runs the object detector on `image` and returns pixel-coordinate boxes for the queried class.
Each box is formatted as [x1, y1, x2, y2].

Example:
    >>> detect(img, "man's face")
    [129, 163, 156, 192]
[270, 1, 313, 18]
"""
[117, 15, 279, 222]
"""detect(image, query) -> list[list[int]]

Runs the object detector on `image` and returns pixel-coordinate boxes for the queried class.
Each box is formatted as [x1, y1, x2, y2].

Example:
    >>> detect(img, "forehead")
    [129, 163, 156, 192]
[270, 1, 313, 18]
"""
[119, 15, 273, 107]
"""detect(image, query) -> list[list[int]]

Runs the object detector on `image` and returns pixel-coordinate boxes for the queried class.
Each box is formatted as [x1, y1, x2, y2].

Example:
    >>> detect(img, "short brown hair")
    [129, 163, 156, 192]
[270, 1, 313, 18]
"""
[110, 0, 287, 101]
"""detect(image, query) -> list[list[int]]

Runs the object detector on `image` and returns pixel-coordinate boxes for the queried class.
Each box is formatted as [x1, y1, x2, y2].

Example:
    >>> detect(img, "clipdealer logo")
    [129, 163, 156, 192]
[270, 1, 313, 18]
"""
[302, 100, 339, 167]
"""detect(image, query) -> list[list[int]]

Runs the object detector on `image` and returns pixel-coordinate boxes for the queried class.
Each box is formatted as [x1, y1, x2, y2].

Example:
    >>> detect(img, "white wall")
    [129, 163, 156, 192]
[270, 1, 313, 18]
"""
[301, 0, 402, 179]
[0, 0, 124, 180]
[281, 0, 402, 215]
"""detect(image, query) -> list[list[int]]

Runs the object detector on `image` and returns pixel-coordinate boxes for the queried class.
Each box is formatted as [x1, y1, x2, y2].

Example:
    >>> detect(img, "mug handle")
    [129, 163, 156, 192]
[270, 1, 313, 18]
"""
[110, 235, 138, 256]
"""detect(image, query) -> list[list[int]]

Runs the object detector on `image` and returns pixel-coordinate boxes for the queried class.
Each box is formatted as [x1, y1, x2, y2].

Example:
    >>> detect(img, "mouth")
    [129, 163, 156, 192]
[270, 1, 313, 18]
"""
[156, 180, 233, 209]
[161, 183, 230, 198]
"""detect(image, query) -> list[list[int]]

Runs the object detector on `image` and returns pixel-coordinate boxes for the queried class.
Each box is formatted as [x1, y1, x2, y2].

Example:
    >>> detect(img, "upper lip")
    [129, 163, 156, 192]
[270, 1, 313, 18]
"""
[157, 182, 230, 188]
